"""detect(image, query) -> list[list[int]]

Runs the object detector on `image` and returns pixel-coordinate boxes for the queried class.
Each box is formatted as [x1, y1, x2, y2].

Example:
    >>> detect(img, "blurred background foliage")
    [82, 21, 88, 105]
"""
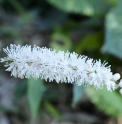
[0, 0, 122, 124]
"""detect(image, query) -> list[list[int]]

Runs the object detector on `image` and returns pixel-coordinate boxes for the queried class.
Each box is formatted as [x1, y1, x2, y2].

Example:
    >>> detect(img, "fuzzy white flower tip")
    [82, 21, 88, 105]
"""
[0, 44, 121, 92]
[120, 88, 122, 95]
[119, 79, 122, 87]
[113, 73, 120, 81]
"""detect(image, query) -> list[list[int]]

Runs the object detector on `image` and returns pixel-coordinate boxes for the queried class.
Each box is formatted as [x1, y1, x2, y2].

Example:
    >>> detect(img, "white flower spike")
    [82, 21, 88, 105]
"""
[0, 44, 121, 91]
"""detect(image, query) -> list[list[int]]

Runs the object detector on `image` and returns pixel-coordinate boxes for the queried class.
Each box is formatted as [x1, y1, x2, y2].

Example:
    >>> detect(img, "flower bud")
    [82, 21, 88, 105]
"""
[113, 73, 120, 81]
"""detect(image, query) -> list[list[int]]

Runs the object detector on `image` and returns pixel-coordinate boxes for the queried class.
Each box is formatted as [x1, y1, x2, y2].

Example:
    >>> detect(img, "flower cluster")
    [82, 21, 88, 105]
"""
[0, 44, 121, 91]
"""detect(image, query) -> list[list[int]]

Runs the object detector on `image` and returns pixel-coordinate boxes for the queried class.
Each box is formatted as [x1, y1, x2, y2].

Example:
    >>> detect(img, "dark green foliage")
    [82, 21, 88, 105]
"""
[75, 32, 103, 54]
[47, 0, 112, 16]
[102, 0, 122, 58]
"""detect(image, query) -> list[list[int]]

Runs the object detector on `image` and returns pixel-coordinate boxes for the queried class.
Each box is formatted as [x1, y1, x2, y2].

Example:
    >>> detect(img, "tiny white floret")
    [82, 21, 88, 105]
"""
[113, 73, 120, 81]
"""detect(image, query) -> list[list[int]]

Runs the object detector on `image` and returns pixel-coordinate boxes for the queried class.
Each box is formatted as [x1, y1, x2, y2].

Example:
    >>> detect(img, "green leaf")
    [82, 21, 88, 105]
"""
[27, 78, 45, 120]
[72, 85, 84, 107]
[85, 87, 122, 117]
[102, 0, 122, 58]
[44, 101, 62, 120]
[75, 32, 103, 54]
[50, 32, 72, 51]
[14, 79, 27, 101]
[46, 0, 111, 16]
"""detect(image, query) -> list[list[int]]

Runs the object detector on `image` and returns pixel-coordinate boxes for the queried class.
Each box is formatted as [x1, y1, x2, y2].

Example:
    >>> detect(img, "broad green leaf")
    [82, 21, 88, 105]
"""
[75, 32, 103, 54]
[47, 0, 111, 16]
[102, 0, 122, 58]
[27, 78, 45, 120]
[85, 87, 122, 117]
[72, 85, 84, 107]
[14, 79, 27, 101]
[44, 101, 62, 120]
